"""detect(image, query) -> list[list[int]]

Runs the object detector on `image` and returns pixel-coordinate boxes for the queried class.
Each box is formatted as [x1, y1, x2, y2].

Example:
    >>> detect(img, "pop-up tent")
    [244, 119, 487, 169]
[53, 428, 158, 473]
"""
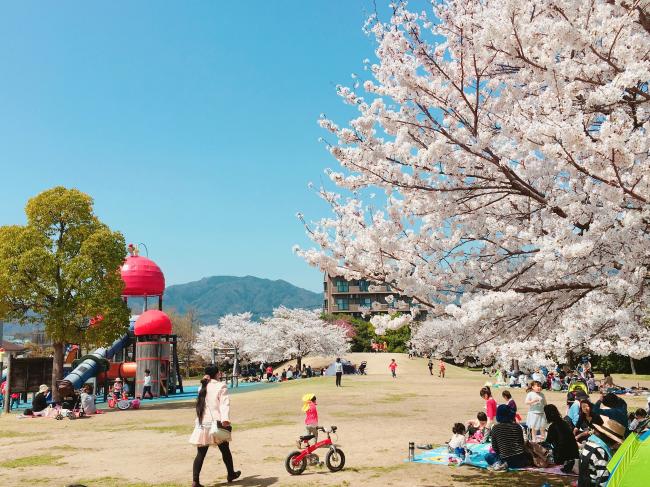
[606, 428, 650, 486]
[323, 359, 355, 375]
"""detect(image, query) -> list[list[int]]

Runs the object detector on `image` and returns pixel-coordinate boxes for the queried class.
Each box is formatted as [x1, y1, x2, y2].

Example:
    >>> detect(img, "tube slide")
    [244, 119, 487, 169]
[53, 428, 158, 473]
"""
[62, 322, 134, 390]
[96, 361, 136, 382]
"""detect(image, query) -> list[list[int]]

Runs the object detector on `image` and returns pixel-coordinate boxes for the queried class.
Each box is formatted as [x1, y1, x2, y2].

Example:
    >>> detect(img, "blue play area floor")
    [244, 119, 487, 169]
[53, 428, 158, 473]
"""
[1, 381, 276, 413]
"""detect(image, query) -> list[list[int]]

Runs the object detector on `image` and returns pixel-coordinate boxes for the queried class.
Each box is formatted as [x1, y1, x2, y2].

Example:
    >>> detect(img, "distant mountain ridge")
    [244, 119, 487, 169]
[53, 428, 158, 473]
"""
[162, 275, 323, 323]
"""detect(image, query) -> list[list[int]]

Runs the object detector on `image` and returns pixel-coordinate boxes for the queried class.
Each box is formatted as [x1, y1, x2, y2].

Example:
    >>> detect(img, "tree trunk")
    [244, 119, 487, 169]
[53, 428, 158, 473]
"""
[52, 342, 65, 402]
[630, 356, 637, 375]
[296, 356, 302, 372]
[567, 350, 576, 369]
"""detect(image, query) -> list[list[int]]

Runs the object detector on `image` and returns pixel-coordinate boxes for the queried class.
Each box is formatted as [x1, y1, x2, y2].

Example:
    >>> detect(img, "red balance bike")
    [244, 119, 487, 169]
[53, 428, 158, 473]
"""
[285, 426, 345, 475]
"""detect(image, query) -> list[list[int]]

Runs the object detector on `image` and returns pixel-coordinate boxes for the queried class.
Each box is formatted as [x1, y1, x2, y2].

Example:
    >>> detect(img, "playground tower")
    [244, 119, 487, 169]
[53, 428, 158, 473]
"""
[133, 310, 173, 397]
[120, 246, 179, 398]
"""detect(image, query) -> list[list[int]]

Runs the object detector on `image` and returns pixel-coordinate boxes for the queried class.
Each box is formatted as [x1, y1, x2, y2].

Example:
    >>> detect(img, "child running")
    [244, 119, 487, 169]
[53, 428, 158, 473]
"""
[389, 359, 398, 378]
[302, 393, 319, 443]
[438, 360, 446, 378]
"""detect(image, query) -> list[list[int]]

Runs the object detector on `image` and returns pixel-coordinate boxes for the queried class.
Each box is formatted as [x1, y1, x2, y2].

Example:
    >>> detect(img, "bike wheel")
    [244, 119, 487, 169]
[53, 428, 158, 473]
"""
[325, 448, 345, 472]
[285, 450, 307, 475]
[117, 399, 131, 410]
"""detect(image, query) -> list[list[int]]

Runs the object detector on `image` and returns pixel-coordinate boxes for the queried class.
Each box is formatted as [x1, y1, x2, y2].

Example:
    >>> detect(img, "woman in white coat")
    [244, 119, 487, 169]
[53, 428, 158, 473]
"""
[189, 365, 241, 486]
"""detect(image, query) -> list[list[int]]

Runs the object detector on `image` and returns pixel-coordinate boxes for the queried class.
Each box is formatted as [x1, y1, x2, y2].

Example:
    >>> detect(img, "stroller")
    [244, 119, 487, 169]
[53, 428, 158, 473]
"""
[55, 380, 85, 420]
[358, 362, 367, 375]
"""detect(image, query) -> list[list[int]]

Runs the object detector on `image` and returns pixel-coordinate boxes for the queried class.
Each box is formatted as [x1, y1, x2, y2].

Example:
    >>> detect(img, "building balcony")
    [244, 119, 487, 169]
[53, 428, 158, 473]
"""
[330, 303, 411, 313]
[331, 285, 392, 294]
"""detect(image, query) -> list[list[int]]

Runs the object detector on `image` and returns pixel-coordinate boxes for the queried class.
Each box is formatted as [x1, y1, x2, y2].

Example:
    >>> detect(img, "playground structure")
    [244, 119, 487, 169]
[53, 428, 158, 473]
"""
[60, 245, 183, 400]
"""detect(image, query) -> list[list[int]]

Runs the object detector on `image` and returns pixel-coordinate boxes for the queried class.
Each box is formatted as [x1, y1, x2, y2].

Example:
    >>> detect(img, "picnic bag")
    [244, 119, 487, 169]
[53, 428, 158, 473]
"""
[525, 440, 550, 468]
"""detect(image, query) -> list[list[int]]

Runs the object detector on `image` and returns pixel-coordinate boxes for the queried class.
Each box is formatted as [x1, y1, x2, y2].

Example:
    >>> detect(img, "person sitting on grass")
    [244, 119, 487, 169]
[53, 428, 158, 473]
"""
[593, 393, 628, 431]
[600, 372, 617, 392]
[80, 384, 96, 415]
[578, 417, 625, 487]
[448, 423, 466, 457]
[486, 404, 532, 471]
[543, 404, 579, 473]
[466, 412, 491, 443]
[32, 384, 49, 413]
[574, 399, 602, 444]
[628, 408, 648, 432]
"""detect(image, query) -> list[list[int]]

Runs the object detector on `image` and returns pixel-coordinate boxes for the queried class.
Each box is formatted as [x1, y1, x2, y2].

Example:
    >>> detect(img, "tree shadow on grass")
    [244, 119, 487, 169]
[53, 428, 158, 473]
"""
[138, 401, 194, 411]
[442, 472, 574, 487]
[212, 475, 279, 487]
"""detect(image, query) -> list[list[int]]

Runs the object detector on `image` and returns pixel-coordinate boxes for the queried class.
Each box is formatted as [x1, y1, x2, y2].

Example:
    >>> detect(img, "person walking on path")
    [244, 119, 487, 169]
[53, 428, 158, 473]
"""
[389, 359, 398, 378]
[427, 358, 434, 375]
[334, 358, 343, 387]
[438, 360, 446, 378]
[189, 365, 241, 487]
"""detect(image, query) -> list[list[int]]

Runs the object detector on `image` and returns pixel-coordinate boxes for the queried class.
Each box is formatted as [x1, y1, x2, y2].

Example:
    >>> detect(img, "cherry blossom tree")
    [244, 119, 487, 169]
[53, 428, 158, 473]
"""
[193, 308, 348, 369]
[297, 1, 650, 365]
[370, 313, 412, 335]
[262, 306, 349, 370]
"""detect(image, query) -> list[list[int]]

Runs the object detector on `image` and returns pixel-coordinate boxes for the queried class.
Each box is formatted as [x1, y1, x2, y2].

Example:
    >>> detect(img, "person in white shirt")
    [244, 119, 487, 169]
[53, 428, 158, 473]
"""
[80, 384, 96, 414]
[334, 358, 344, 387]
[142, 369, 153, 399]
[448, 423, 467, 456]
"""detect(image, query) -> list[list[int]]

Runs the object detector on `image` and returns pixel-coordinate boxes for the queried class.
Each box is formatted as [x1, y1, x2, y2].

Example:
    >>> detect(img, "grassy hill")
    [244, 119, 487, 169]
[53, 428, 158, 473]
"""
[162, 275, 323, 323]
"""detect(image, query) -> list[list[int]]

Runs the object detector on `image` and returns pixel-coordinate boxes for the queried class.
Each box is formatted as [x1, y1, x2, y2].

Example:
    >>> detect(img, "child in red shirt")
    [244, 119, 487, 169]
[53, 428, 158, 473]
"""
[389, 359, 398, 378]
[480, 386, 497, 425]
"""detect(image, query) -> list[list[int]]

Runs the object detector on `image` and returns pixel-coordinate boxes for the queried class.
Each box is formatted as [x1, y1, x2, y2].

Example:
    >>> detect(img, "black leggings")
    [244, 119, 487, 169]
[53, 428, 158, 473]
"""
[193, 443, 235, 482]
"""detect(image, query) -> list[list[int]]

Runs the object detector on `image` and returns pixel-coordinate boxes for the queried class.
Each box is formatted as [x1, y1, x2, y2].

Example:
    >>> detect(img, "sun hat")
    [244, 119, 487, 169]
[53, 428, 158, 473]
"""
[301, 393, 316, 412]
[593, 417, 625, 444]
[38, 384, 49, 393]
[496, 404, 515, 423]
[115, 377, 122, 382]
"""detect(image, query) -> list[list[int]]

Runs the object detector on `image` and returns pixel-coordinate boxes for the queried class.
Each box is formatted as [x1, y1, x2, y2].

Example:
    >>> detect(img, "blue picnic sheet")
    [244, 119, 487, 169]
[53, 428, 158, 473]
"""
[412, 443, 491, 468]
[411, 443, 576, 477]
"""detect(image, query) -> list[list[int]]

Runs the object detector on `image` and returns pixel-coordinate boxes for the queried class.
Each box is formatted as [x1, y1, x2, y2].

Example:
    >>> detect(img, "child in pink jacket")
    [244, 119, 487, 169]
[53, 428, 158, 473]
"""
[302, 393, 319, 443]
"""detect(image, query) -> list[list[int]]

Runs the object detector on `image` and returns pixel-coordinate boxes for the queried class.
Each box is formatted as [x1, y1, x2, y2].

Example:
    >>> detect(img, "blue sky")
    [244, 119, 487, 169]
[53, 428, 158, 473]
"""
[0, 1, 395, 293]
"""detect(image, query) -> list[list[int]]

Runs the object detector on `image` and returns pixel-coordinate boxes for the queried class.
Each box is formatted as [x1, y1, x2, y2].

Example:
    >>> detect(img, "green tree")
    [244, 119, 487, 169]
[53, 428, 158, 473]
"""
[0, 187, 130, 399]
[381, 324, 411, 353]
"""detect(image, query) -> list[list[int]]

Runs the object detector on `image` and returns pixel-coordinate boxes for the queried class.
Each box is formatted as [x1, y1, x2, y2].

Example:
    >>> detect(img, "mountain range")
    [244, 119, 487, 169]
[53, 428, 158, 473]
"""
[162, 275, 323, 323]
[2, 276, 324, 335]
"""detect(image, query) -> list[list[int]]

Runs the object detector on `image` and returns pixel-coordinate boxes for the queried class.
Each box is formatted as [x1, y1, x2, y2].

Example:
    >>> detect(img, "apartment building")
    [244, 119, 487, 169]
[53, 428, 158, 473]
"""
[322, 272, 420, 317]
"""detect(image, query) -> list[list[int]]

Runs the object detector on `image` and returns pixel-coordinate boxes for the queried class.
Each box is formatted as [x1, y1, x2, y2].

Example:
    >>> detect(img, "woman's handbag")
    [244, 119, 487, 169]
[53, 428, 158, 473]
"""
[207, 408, 232, 443]
[524, 440, 550, 468]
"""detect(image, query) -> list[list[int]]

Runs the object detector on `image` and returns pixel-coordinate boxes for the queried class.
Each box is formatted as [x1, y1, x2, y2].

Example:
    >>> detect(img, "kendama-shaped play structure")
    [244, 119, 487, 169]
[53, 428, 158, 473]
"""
[62, 244, 183, 398]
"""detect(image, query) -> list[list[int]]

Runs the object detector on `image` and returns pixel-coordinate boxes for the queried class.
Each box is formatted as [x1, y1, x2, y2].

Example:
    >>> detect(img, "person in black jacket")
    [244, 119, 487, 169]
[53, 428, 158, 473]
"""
[32, 384, 49, 412]
[544, 404, 579, 473]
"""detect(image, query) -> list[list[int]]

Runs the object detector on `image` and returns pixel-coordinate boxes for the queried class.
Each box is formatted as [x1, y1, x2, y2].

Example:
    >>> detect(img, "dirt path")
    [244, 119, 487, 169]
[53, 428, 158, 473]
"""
[1, 354, 647, 487]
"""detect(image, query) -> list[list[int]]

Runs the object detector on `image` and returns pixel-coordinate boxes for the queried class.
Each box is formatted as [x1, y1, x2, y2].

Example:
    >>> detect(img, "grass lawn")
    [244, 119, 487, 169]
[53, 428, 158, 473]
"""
[1, 353, 648, 486]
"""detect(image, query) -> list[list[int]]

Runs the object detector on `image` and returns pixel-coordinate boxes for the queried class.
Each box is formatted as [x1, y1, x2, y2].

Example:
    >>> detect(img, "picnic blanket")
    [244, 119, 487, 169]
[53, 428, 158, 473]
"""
[411, 443, 576, 476]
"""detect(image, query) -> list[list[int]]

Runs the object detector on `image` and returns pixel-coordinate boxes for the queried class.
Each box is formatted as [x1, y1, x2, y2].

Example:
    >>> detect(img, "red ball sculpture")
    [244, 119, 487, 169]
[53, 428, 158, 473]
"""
[134, 310, 172, 336]
[121, 255, 165, 297]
